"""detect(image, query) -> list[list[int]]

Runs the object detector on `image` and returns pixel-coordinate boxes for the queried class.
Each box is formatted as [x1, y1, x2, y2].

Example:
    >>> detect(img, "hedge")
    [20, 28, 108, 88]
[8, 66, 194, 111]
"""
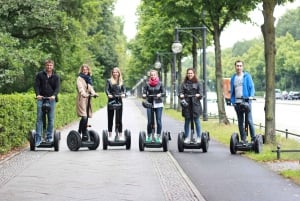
[0, 92, 106, 153]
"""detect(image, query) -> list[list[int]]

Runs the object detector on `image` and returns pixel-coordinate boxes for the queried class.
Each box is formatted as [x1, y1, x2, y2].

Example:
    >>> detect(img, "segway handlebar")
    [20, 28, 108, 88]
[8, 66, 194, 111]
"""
[144, 93, 165, 98]
[112, 94, 126, 98]
[236, 97, 256, 101]
[178, 94, 203, 98]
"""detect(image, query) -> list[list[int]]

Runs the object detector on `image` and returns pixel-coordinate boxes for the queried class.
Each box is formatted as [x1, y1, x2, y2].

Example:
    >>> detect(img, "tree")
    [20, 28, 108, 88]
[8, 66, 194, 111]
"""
[261, 0, 295, 144]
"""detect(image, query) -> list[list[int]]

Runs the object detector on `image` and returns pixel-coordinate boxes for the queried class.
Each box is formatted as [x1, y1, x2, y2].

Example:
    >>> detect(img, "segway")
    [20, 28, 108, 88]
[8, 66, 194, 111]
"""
[177, 95, 210, 152]
[230, 97, 263, 154]
[28, 97, 61, 151]
[139, 94, 171, 152]
[102, 95, 131, 150]
[67, 94, 100, 151]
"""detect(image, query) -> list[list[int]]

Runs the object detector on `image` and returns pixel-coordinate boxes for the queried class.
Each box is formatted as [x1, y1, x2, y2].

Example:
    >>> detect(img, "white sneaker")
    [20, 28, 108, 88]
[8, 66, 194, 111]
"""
[196, 137, 201, 144]
[119, 134, 125, 141]
[184, 136, 190, 143]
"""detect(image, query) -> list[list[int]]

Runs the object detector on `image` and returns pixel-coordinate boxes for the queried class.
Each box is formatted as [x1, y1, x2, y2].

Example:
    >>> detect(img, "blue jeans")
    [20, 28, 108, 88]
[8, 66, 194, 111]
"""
[234, 103, 256, 141]
[184, 117, 201, 138]
[147, 107, 163, 135]
[36, 99, 56, 142]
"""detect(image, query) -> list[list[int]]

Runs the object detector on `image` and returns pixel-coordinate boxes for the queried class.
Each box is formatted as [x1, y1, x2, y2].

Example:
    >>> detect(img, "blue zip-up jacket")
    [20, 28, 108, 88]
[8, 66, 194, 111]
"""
[230, 72, 255, 104]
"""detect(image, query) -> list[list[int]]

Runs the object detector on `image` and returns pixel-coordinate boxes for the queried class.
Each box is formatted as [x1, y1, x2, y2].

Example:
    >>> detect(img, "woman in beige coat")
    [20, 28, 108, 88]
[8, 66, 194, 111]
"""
[76, 64, 97, 141]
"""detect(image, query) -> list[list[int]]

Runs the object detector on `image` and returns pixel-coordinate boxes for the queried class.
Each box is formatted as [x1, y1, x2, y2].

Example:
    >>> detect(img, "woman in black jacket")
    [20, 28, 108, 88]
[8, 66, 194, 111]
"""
[179, 68, 203, 143]
[105, 67, 126, 140]
[142, 69, 165, 143]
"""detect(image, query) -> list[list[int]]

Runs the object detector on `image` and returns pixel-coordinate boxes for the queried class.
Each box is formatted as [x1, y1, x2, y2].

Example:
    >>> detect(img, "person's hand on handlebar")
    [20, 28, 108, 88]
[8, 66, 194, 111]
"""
[142, 94, 146, 99]
[92, 93, 99, 98]
[121, 94, 126, 98]
[49, 96, 56, 100]
[156, 93, 161, 98]
[36, 95, 43, 100]
[108, 94, 113, 99]
[195, 94, 201, 98]
[179, 94, 184, 99]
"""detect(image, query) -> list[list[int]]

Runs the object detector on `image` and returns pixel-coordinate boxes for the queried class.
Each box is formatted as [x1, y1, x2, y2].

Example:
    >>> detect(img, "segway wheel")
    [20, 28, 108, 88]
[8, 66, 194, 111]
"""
[88, 130, 100, 150]
[139, 131, 145, 151]
[28, 130, 36, 151]
[254, 134, 263, 153]
[177, 132, 184, 152]
[125, 129, 131, 150]
[162, 131, 168, 152]
[67, 130, 81, 151]
[230, 132, 239, 154]
[102, 130, 108, 150]
[201, 131, 209, 153]
[53, 130, 61, 151]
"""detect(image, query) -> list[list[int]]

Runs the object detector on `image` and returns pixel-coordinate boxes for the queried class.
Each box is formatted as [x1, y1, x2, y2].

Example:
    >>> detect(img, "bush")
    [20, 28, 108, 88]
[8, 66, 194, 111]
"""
[0, 92, 106, 153]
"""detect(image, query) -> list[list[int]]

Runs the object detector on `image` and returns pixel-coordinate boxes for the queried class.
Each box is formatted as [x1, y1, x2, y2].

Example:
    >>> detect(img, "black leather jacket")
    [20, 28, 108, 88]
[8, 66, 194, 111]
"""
[105, 79, 125, 102]
[143, 82, 165, 104]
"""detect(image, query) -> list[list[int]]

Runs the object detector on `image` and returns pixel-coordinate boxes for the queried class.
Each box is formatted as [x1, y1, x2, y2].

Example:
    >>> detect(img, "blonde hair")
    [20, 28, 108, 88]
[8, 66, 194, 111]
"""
[78, 64, 92, 76]
[110, 67, 123, 86]
[149, 69, 158, 77]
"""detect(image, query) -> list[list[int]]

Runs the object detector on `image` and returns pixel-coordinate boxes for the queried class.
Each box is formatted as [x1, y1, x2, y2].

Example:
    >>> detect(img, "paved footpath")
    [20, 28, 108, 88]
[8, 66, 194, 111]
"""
[0, 97, 205, 201]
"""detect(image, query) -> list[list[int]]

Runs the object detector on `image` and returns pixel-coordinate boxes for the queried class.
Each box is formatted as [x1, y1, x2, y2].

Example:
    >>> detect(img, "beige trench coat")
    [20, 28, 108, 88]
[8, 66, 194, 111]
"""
[76, 76, 96, 117]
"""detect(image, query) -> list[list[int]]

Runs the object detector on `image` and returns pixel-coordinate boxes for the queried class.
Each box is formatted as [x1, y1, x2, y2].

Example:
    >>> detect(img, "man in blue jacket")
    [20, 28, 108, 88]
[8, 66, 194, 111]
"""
[230, 60, 256, 142]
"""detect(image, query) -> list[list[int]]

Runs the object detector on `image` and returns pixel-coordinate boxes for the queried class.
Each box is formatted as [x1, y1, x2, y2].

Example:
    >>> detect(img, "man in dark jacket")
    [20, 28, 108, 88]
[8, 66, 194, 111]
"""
[34, 59, 60, 146]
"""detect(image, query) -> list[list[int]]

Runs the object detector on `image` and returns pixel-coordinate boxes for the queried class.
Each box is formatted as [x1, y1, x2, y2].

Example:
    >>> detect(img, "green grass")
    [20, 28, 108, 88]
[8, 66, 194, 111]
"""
[164, 107, 300, 185]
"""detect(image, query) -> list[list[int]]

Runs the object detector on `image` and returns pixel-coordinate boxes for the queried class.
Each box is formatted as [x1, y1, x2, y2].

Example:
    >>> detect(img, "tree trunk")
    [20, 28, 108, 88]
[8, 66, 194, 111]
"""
[261, 0, 277, 144]
[213, 27, 230, 125]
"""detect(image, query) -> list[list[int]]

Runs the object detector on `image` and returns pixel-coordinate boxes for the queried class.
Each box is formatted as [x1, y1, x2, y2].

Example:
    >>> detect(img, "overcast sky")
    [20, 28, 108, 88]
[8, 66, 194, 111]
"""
[114, 0, 300, 48]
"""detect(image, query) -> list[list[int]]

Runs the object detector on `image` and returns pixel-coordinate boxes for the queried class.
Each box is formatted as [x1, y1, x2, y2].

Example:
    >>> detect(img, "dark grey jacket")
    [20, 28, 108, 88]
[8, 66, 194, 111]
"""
[179, 80, 203, 118]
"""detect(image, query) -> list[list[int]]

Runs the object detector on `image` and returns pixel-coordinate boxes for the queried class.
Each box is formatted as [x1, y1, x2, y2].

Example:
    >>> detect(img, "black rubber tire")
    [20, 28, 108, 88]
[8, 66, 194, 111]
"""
[53, 130, 60, 151]
[177, 132, 184, 152]
[254, 134, 263, 153]
[28, 130, 36, 151]
[67, 130, 81, 151]
[139, 131, 145, 151]
[230, 132, 239, 154]
[125, 129, 131, 150]
[201, 132, 209, 153]
[162, 131, 168, 152]
[88, 130, 100, 150]
[102, 130, 108, 150]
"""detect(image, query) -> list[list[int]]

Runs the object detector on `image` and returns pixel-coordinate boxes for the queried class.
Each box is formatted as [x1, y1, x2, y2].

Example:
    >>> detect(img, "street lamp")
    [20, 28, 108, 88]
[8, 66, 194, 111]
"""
[171, 26, 208, 121]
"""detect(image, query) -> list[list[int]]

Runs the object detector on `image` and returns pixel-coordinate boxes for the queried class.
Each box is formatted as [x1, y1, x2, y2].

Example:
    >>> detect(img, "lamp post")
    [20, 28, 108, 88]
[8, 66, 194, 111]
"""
[154, 53, 162, 81]
[171, 26, 208, 121]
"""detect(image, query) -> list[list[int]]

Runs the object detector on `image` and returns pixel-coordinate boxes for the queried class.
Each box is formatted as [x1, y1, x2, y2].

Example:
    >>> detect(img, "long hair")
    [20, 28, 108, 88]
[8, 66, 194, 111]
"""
[78, 64, 92, 76]
[184, 68, 198, 83]
[110, 67, 123, 86]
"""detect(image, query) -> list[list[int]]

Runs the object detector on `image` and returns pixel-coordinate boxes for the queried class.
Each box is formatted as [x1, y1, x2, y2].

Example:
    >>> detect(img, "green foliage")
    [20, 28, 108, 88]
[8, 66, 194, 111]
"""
[276, 7, 300, 40]
[0, 0, 125, 94]
[0, 92, 106, 154]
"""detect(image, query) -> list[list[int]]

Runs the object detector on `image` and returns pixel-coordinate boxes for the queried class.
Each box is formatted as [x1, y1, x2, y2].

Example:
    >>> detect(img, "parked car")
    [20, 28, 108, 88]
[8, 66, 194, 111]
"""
[275, 89, 282, 99]
[287, 91, 300, 100]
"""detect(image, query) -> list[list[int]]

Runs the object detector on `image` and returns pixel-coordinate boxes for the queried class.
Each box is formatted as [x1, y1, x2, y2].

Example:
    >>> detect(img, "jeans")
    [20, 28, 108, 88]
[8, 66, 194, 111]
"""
[147, 107, 163, 135]
[184, 117, 201, 138]
[36, 99, 56, 142]
[234, 103, 256, 141]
